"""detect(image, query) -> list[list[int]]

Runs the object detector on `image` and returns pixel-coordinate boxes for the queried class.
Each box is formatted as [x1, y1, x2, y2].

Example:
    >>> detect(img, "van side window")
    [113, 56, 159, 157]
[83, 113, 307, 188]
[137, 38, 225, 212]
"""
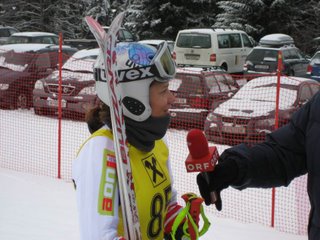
[218, 35, 230, 48]
[229, 34, 242, 48]
[241, 34, 253, 48]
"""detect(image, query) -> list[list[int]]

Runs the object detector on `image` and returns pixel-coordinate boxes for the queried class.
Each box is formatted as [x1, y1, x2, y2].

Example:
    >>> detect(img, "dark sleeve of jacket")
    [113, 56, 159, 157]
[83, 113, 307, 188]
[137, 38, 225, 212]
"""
[220, 91, 319, 190]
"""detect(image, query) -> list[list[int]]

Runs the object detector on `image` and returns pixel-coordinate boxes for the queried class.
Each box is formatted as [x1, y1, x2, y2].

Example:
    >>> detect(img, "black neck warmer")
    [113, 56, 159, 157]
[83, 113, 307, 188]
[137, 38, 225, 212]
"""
[124, 115, 170, 152]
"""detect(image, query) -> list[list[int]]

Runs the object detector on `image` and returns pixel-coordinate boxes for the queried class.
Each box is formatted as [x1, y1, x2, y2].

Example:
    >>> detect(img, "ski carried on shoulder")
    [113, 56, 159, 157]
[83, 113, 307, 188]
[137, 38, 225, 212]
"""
[85, 12, 141, 240]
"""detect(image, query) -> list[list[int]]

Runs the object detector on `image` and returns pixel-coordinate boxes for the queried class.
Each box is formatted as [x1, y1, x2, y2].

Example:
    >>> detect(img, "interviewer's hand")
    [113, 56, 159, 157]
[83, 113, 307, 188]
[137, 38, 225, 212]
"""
[196, 158, 238, 211]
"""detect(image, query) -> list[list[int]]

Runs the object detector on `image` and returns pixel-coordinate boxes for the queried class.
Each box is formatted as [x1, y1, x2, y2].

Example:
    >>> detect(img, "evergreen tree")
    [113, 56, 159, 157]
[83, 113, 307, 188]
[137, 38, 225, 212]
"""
[130, 0, 217, 40]
[214, 0, 320, 54]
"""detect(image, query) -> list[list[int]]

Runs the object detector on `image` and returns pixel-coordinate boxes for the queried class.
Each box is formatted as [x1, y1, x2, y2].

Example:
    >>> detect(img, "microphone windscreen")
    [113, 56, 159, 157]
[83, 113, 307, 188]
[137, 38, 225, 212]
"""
[187, 129, 209, 159]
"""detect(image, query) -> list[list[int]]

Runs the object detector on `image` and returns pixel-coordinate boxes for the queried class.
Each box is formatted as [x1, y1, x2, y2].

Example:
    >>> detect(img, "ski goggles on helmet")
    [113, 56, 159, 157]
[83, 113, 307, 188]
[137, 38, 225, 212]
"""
[150, 41, 176, 81]
[116, 41, 176, 83]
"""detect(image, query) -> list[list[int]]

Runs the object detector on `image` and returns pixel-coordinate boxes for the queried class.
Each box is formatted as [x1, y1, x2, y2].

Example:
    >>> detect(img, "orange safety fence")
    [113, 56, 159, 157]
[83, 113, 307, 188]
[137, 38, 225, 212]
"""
[0, 41, 317, 236]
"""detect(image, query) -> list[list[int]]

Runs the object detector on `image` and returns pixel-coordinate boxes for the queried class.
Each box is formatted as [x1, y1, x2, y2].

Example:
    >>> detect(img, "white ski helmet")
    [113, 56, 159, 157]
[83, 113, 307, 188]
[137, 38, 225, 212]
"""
[94, 41, 176, 122]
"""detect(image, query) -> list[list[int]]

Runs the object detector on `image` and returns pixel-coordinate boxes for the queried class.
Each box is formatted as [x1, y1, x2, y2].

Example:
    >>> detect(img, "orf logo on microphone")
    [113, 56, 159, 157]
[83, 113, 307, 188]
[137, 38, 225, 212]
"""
[185, 129, 219, 173]
[185, 146, 219, 172]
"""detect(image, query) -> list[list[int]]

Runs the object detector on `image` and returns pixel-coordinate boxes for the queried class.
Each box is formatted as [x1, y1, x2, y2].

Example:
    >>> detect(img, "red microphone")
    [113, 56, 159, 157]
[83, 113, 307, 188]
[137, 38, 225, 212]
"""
[186, 129, 219, 204]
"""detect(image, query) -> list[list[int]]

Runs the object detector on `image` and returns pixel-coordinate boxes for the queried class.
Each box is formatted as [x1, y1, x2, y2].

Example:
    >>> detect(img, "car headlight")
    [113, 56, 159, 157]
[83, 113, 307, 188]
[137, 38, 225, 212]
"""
[0, 83, 9, 90]
[79, 86, 96, 95]
[255, 118, 275, 129]
[34, 80, 44, 90]
[206, 112, 219, 122]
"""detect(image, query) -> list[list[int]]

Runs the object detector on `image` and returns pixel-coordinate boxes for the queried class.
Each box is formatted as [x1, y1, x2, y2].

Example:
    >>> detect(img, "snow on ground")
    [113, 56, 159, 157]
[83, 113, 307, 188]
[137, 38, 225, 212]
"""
[0, 168, 306, 240]
[0, 109, 308, 239]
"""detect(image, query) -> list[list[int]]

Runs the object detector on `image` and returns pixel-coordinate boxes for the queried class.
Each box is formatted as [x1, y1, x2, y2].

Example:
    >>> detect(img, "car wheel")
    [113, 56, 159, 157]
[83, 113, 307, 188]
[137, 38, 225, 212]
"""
[221, 63, 228, 72]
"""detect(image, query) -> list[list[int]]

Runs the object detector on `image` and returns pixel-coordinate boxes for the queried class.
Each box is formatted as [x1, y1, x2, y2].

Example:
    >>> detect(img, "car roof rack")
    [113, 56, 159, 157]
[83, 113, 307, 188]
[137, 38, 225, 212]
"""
[259, 33, 295, 47]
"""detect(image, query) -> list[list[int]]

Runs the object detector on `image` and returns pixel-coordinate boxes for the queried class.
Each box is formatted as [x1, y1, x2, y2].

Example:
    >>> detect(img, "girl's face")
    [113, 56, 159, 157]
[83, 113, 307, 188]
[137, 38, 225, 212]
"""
[149, 81, 175, 118]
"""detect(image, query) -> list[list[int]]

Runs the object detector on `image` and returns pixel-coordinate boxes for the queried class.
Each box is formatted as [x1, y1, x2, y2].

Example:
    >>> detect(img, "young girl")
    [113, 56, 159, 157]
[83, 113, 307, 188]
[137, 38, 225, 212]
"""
[72, 42, 184, 240]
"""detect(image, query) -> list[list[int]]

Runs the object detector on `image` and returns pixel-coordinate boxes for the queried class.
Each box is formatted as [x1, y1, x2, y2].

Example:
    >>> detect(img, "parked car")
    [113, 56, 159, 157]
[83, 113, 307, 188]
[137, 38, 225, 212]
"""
[204, 76, 320, 146]
[307, 51, 320, 82]
[139, 39, 175, 55]
[33, 48, 99, 119]
[169, 67, 244, 129]
[173, 28, 253, 73]
[244, 34, 309, 78]
[0, 44, 77, 109]
[6, 32, 59, 45]
[0, 26, 19, 45]
[64, 26, 137, 50]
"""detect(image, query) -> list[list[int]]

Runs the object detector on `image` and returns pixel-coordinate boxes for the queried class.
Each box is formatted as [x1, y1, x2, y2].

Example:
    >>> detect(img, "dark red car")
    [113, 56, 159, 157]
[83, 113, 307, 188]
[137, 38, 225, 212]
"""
[32, 48, 99, 119]
[0, 43, 77, 109]
[169, 67, 245, 129]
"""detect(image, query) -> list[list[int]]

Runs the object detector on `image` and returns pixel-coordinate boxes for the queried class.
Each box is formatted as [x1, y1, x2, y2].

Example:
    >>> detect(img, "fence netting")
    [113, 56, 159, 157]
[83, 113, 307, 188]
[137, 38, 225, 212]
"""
[0, 46, 316, 236]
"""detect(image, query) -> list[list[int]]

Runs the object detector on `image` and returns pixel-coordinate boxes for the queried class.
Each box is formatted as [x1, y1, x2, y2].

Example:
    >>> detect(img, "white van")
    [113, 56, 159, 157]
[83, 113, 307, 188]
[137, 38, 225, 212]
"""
[173, 28, 253, 73]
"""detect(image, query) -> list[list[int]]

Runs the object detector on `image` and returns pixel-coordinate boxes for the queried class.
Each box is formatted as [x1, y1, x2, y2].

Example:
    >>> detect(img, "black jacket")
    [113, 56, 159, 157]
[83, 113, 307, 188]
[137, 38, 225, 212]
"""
[221, 91, 320, 239]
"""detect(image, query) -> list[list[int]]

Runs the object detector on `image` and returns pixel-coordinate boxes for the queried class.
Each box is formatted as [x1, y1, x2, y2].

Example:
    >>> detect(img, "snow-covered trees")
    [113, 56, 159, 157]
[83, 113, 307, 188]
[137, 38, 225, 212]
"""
[127, 0, 217, 40]
[0, 0, 319, 53]
[214, 0, 320, 54]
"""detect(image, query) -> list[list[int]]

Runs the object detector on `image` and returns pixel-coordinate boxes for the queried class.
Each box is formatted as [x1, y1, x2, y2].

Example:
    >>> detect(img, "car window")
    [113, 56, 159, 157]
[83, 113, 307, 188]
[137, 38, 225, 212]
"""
[0, 51, 32, 71]
[176, 74, 203, 94]
[229, 33, 242, 48]
[262, 49, 278, 61]
[8, 36, 29, 44]
[218, 34, 230, 48]
[283, 50, 290, 60]
[9, 28, 18, 35]
[247, 49, 278, 62]
[41, 37, 54, 44]
[206, 74, 237, 93]
[299, 85, 313, 102]
[310, 53, 320, 65]
[121, 29, 134, 41]
[35, 52, 51, 70]
[310, 84, 320, 95]
[176, 33, 211, 48]
[242, 33, 253, 48]
[0, 29, 10, 37]
[205, 75, 220, 93]
[288, 49, 300, 59]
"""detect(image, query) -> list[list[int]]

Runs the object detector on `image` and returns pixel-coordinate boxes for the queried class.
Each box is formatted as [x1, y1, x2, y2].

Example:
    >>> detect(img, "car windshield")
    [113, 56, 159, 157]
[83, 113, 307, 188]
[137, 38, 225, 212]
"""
[0, 51, 32, 71]
[176, 33, 211, 48]
[62, 55, 97, 73]
[206, 74, 237, 93]
[170, 74, 203, 94]
[8, 36, 59, 44]
[310, 53, 320, 65]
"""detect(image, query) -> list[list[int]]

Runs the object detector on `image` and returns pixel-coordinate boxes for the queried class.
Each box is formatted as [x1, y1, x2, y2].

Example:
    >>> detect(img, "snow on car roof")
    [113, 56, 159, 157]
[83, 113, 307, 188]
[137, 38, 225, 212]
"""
[213, 76, 316, 118]
[0, 43, 53, 52]
[259, 34, 294, 46]
[246, 76, 312, 87]
[11, 32, 58, 37]
[139, 39, 174, 45]
[71, 48, 100, 59]
[179, 28, 245, 34]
